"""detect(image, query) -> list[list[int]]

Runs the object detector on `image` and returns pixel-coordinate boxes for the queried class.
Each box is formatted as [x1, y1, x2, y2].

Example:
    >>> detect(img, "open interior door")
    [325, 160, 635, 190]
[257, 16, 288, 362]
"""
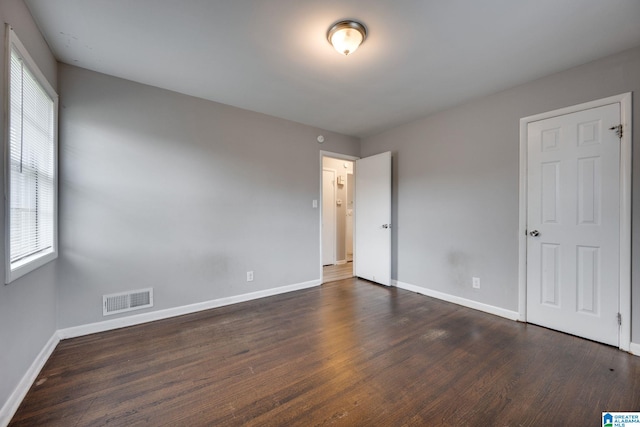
[355, 151, 391, 286]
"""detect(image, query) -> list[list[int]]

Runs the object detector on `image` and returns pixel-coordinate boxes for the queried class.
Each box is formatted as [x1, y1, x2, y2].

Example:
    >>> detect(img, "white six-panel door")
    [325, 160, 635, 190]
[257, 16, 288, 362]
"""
[526, 103, 620, 346]
[355, 152, 391, 286]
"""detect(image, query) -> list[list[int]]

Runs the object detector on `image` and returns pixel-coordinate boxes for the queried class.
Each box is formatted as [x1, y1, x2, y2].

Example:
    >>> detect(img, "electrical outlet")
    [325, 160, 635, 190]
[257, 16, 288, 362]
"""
[472, 277, 480, 289]
[247, 271, 254, 282]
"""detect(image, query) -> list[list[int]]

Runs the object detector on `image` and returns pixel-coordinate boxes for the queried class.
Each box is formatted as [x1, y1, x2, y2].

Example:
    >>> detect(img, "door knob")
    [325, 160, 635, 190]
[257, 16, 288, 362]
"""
[529, 230, 540, 237]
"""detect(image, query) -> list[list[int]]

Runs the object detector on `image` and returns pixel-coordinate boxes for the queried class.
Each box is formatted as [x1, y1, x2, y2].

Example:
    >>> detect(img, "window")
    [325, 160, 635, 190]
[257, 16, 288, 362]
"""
[5, 27, 58, 283]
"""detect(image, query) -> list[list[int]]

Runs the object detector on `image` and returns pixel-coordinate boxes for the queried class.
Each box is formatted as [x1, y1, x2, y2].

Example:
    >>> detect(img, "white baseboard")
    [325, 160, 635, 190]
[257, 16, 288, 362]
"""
[2, 279, 321, 426]
[5, 276, 631, 426]
[2, 279, 320, 425]
[392, 280, 639, 356]
[58, 279, 321, 339]
[0, 332, 60, 427]
[393, 280, 520, 321]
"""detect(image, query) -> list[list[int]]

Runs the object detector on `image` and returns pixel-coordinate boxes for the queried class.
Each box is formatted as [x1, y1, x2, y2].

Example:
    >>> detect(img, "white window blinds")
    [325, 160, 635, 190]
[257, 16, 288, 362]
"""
[6, 28, 58, 283]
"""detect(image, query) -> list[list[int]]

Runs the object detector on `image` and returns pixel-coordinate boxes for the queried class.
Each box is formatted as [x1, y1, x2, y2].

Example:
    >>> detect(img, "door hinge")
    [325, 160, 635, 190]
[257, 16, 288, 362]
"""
[617, 312, 622, 326]
[609, 124, 623, 139]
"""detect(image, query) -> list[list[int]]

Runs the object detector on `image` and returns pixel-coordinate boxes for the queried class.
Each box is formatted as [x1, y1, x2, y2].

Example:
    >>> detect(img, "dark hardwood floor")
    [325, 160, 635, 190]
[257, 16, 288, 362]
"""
[10, 278, 640, 426]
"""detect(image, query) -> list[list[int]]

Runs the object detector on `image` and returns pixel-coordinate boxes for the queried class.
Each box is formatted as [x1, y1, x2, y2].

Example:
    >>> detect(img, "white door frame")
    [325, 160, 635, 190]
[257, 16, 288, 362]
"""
[319, 151, 359, 283]
[518, 92, 632, 351]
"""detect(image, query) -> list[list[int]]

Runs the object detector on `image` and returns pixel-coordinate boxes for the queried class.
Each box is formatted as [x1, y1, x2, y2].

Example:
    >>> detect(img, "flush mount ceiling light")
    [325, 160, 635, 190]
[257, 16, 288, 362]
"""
[327, 20, 367, 56]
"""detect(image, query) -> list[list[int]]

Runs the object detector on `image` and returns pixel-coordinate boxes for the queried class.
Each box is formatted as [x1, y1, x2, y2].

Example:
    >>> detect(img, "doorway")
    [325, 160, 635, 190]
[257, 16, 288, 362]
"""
[321, 153, 357, 283]
[518, 93, 632, 350]
[322, 168, 336, 266]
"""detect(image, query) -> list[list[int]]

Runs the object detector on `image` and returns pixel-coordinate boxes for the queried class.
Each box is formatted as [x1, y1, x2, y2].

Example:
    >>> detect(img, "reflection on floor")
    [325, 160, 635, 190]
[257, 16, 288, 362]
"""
[323, 262, 353, 283]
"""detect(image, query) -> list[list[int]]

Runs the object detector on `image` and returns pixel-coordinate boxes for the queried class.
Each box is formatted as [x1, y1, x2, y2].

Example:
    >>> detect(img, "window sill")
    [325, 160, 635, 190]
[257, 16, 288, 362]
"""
[6, 249, 58, 284]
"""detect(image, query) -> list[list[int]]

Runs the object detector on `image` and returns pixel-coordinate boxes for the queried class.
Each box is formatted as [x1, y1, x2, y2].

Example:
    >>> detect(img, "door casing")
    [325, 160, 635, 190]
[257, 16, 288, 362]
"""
[518, 92, 632, 351]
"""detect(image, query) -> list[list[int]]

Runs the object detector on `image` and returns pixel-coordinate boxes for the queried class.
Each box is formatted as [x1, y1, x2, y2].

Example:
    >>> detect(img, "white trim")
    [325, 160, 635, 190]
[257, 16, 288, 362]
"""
[618, 93, 632, 351]
[518, 93, 632, 351]
[517, 112, 528, 322]
[0, 332, 60, 427]
[4, 25, 59, 284]
[319, 151, 359, 284]
[394, 280, 520, 321]
[59, 279, 321, 339]
[2, 282, 635, 427]
[5, 26, 56, 96]
[2, 279, 320, 425]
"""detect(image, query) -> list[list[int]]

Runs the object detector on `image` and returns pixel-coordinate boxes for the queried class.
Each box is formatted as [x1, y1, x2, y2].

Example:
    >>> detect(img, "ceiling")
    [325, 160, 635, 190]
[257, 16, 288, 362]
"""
[24, 0, 640, 138]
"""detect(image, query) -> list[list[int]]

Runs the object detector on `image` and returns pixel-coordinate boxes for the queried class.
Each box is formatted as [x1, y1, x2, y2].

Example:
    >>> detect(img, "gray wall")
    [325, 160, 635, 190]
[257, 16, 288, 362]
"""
[56, 64, 359, 329]
[0, 0, 58, 412]
[361, 46, 640, 342]
[2, 3, 638, 414]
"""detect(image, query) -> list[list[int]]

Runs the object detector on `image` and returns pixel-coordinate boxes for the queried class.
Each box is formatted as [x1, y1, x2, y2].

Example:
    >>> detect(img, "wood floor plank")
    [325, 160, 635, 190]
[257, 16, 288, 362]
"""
[9, 278, 640, 426]
[323, 263, 353, 283]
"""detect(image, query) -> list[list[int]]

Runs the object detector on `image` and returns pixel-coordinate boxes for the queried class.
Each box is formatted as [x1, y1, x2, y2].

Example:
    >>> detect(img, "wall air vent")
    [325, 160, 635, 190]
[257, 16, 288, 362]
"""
[103, 288, 153, 316]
